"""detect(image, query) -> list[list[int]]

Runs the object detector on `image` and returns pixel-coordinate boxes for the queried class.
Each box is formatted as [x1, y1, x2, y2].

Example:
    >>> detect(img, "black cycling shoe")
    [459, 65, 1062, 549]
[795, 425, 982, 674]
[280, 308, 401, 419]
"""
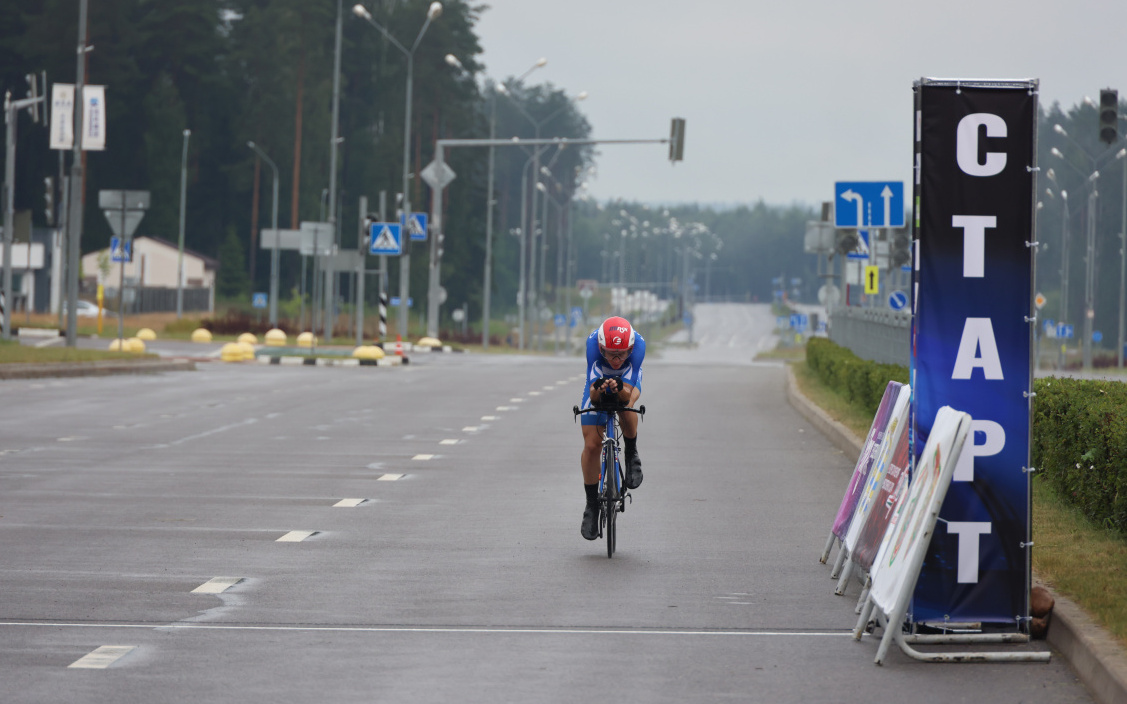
[581, 502, 600, 540]
[625, 451, 643, 489]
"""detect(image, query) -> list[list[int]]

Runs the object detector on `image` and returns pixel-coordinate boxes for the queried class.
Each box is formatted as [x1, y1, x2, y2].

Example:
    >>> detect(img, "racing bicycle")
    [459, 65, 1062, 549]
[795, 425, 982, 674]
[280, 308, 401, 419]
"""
[573, 396, 645, 558]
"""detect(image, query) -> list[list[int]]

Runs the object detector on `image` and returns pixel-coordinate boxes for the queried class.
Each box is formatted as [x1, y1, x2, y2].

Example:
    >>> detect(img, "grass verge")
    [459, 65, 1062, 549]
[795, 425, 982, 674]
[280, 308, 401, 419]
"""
[790, 357, 1127, 647]
[0, 339, 153, 364]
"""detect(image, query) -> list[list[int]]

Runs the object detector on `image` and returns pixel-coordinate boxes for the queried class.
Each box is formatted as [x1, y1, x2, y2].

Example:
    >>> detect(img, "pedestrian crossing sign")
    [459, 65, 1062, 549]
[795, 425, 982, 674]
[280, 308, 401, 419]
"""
[369, 223, 402, 255]
[404, 212, 428, 241]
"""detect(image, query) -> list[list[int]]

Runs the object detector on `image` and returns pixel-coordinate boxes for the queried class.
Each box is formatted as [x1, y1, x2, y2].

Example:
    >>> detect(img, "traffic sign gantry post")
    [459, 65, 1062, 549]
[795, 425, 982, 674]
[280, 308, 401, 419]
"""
[99, 190, 149, 345]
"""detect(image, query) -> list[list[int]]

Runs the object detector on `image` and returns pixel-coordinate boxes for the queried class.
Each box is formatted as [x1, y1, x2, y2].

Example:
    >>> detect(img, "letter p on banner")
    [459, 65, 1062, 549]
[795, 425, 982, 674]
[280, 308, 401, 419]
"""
[910, 78, 1036, 627]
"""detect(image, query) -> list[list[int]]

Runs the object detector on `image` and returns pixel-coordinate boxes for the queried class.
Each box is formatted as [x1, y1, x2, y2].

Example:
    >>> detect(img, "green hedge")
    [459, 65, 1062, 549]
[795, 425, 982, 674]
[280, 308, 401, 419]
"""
[806, 339, 1127, 534]
[806, 337, 909, 417]
[1032, 377, 1127, 533]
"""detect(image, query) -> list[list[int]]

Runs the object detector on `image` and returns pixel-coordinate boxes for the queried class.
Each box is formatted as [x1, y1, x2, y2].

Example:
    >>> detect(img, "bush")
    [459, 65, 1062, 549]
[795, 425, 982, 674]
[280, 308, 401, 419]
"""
[806, 338, 909, 417]
[808, 339, 1127, 534]
[1032, 377, 1127, 534]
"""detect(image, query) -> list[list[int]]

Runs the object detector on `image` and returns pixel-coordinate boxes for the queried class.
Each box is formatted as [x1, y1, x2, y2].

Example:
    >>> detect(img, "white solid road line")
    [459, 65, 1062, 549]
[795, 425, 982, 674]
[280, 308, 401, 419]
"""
[68, 645, 136, 669]
[277, 530, 317, 542]
[191, 577, 243, 594]
[6, 621, 858, 638]
[333, 498, 366, 507]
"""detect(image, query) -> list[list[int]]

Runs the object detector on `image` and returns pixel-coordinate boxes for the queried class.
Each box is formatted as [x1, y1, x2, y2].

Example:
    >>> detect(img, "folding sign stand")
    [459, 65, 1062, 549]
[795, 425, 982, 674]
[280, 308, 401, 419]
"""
[852, 407, 1050, 665]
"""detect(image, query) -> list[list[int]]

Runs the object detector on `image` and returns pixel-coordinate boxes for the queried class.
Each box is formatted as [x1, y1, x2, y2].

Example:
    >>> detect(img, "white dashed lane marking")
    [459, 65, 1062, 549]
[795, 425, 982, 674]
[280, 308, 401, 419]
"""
[412, 454, 434, 461]
[461, 427, 478, 433]
[440, 439, 459, 445]
[528, 391, 541, 396]
[277, 530, 317, 542]
[68, 645, 136, 669]
[191, 577, 243, 594]
[480, 416, 497, 421]
[377, 473, 404, 481]
[496, 406, 515, 411]
[333, 498, 366, 507]
[509, 398, 524, 403]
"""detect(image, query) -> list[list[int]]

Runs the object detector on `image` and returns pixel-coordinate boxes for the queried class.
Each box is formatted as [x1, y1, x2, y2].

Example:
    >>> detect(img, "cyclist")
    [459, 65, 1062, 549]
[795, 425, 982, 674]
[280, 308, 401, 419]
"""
[580, 316, 646, 540]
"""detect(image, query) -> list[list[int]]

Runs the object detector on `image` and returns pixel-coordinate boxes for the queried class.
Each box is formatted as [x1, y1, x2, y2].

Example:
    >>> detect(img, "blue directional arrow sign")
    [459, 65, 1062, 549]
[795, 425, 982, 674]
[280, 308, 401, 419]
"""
[570, 306, 583, 328]
[834, 181, 905, 228]
[369, 223, 402, 255]
[403, 212, 428, 241]
[888, 290, 908, 310]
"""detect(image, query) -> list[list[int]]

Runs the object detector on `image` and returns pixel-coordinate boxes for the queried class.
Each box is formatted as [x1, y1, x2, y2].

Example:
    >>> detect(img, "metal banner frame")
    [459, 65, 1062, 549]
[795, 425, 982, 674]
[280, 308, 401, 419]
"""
[910, 78, 1038, 626]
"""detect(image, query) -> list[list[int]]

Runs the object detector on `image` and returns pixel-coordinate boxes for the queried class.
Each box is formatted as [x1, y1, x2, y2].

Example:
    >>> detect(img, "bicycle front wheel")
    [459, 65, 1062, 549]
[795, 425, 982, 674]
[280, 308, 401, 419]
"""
[602, 444, 618, 558]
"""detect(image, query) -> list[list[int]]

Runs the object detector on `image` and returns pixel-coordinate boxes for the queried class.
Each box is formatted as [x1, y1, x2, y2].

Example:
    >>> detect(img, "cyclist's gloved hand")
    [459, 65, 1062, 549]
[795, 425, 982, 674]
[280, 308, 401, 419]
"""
[593, 377, 620, 398]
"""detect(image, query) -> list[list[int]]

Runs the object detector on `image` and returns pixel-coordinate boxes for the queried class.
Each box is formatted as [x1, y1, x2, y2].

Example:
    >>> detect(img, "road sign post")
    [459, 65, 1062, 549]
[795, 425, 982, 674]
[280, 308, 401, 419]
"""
[99, 190, 149, 345]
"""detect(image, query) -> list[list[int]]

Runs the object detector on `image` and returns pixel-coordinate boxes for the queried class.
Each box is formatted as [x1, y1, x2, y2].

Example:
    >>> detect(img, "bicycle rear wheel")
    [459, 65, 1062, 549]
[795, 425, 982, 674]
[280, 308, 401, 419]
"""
[602, 444, 618, 558]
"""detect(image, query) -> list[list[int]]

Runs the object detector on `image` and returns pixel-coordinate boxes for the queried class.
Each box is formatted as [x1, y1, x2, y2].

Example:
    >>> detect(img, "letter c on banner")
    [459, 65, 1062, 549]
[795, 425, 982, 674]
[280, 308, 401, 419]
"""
[956, 113, 1007, 177]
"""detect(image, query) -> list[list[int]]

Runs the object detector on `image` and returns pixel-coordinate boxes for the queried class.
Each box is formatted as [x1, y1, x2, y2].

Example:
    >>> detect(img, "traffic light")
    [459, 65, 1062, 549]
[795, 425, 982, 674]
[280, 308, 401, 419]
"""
[834, 229, 859, 257]
[890, 228, 911, 268]
[669, 118, 685, 162]
[43, 176, 54, 226]
[1099, 88, 1118, 145]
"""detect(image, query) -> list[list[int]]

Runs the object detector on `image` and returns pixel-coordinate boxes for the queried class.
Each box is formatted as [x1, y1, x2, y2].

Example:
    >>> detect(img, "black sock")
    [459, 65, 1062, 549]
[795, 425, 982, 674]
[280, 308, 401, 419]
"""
[584, 482, 599, 504]
[624, 435, 637, 457]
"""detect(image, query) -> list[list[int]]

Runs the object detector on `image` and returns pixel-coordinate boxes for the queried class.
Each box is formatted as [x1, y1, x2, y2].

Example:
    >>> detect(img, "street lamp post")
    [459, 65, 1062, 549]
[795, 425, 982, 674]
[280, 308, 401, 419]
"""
[176, 129, 190, 318]
[1117, 148, 1127, 368]
[247, 141, 279, 326]
[445, 55, 545, 348]
[354, 1, 442, 341]
[497, 85, 586, 348]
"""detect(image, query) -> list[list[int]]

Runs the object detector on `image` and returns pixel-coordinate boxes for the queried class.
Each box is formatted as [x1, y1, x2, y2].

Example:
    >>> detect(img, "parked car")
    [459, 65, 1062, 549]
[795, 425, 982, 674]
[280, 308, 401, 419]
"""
[62, 300, 115, 317]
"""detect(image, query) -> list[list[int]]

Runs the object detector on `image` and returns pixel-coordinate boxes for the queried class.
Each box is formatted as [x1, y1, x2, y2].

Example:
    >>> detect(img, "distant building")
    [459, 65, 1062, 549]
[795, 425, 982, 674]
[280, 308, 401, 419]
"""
[81, 236, 217, 313]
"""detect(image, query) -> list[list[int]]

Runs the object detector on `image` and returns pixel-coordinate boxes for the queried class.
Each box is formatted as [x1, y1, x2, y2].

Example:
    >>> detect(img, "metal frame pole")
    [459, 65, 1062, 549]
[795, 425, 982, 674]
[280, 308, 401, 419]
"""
[65, 0, 89, 346]
[1084, 188, 1098, 370]
[482, 88, 497, 348]
[176, 129, 190, 318]
[3, 97, 15, 339]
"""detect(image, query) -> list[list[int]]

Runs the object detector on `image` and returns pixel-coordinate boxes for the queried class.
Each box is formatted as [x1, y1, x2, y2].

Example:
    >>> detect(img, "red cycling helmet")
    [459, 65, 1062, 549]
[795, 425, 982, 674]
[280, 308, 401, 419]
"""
[598, 316, 635, 355]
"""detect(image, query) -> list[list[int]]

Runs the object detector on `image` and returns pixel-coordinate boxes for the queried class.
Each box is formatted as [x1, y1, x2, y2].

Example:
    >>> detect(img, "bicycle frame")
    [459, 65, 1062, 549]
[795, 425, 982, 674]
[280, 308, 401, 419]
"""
[573, 400, 645, 557]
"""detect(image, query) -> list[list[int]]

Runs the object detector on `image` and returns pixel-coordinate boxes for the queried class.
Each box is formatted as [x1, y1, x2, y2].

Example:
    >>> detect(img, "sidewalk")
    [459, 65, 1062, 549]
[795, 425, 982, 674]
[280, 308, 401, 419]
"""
[784, 365, 1127, 704]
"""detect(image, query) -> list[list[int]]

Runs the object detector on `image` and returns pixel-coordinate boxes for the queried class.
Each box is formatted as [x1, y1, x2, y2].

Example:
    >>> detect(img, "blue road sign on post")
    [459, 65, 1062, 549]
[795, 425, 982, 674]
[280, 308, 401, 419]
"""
[789, 314, 809, 331]
[834, 181, 905, 228]
[1056, 323, 1074, 339]
[252, 292, 268, 309]
[846, 230, 871, 260]
[570, 306, 583, 328]
[110, 237, 132, 263]
[888, 290, 908, 310]
[404, 212, 428, 241]
[369, 223, 402, 255]
[1093, 330, 1103, 343]
[554, 313, 566, 327]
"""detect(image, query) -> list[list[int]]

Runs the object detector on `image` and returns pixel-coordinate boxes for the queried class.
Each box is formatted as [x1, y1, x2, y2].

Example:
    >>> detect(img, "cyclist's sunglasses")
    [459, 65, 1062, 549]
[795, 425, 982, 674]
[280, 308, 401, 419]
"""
[603, 348, 630, 361]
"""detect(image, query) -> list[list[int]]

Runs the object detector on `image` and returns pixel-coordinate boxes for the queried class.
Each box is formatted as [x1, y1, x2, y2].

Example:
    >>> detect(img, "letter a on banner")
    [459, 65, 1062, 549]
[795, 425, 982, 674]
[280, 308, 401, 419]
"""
[911, 78, 1036, 628]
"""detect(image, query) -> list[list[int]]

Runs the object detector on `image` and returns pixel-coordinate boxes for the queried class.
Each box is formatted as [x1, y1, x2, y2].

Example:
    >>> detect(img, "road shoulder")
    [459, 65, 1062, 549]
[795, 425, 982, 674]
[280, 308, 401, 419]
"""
[783, 364, 1127, 704]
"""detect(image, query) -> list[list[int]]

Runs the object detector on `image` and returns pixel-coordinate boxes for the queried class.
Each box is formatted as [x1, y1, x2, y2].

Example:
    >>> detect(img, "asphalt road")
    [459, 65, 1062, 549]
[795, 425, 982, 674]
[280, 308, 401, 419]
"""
[0, 304, 1091, 703]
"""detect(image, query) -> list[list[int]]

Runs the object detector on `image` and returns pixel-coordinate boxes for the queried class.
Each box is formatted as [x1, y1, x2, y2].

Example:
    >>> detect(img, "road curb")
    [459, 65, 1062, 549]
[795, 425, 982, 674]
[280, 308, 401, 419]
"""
[0, 358, 196, 380]
[257, 355, 407, 367]
[784, 364, 1127, 702]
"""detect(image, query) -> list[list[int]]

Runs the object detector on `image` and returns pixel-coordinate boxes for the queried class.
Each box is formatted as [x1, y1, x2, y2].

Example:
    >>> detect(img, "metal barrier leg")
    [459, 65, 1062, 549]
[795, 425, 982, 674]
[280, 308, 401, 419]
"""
[829, 545, 848, 579]
[834, 559, 855, 596]
[820, 532, 836, 564]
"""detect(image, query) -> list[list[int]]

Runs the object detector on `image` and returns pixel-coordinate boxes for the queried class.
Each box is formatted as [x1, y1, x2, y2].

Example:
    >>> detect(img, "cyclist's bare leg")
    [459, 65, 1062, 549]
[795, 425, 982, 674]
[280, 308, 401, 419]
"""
[619, 386, 642, 439]
[580, 425, 603, 484]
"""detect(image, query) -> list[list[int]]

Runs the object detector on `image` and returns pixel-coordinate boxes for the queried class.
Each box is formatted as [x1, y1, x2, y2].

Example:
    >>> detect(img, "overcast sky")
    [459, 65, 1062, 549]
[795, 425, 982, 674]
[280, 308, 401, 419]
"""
[474, 0, 1127, 208]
